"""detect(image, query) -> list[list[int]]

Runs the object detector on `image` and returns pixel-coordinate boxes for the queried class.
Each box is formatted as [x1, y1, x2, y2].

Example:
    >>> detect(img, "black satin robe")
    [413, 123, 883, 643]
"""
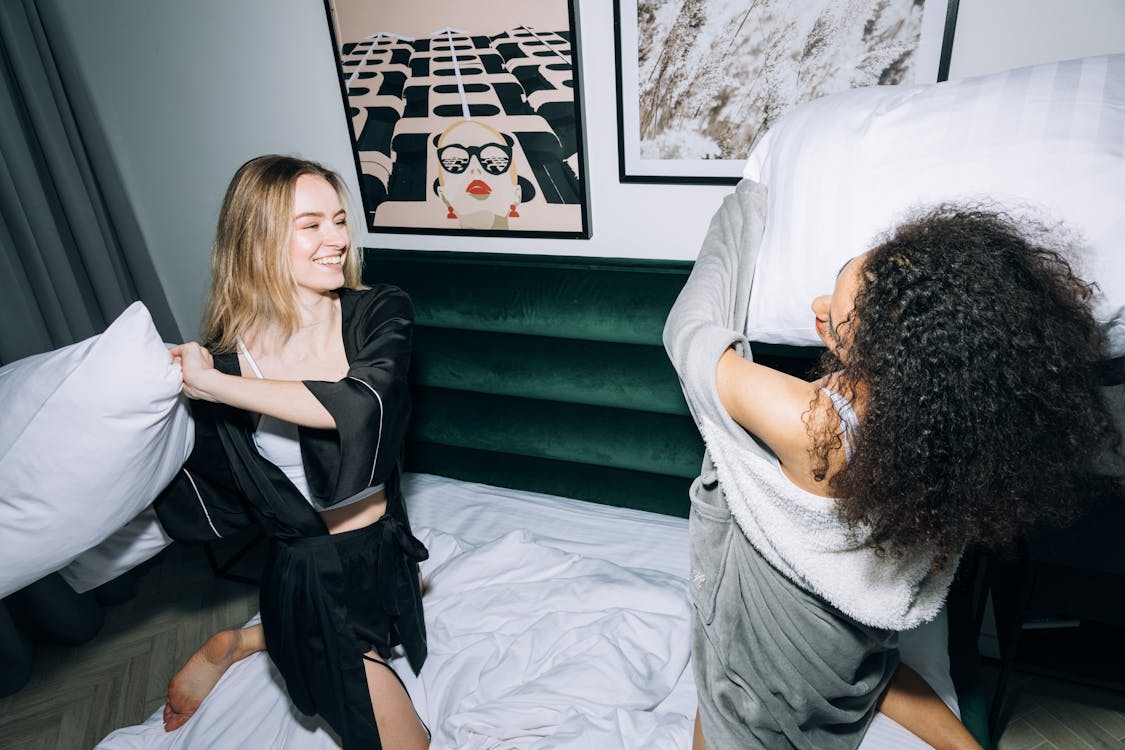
[154, 285, 427, 750]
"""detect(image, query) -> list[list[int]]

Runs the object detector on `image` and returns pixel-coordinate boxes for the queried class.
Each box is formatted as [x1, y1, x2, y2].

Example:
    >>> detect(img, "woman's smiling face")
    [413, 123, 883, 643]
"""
[436, 120, 520, 229]
[287, 174, 349, 296]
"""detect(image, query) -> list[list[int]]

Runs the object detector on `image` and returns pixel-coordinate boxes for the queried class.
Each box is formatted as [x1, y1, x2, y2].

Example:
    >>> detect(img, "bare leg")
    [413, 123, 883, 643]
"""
[692, 711, 707, 750]
[163, 624, 266, 732]
[362, 652, 429, 750]
[877, 664, 982, 750]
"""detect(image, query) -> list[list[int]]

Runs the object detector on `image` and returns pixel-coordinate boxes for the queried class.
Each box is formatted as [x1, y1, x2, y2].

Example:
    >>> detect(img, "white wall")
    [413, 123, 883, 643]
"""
[948, 0, 1125, 79]
[45, 0, 357, 338]
[47, 0, 1125, 335]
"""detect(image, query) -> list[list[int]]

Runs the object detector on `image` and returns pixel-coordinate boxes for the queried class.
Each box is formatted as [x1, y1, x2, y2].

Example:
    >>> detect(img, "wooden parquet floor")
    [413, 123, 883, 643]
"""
[984, 666, 1125, 750]
[0, 544, 258, 750]
[0, 544, 1122, 749]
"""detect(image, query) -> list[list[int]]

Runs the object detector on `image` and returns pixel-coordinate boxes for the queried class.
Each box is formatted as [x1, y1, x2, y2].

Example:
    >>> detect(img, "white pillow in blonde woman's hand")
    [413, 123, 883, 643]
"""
[0, 302, 193, 598]
[742, 54, 1125, 356]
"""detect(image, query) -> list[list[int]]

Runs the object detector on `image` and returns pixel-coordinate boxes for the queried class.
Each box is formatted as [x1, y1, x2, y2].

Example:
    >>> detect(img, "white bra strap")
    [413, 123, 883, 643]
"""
[821, 387, 859, 463]
[236, 338, 265, 379]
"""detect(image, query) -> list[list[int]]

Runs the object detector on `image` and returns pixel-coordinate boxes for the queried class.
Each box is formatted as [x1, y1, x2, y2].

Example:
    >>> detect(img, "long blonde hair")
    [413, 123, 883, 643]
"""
[201, 155, 364, 352]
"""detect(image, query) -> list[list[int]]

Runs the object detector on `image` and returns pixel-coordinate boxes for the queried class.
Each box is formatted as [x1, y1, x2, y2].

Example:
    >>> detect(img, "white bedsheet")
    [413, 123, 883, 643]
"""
[95, 473, 955, 749]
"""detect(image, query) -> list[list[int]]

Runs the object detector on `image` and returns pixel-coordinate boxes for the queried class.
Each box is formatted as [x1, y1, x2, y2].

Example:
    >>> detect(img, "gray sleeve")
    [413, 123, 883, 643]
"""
[663, 179, 769, 445]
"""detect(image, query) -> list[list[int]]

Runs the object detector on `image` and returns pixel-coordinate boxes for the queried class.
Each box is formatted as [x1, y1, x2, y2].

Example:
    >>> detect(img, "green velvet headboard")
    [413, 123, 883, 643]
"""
[362, 248, 816, 517]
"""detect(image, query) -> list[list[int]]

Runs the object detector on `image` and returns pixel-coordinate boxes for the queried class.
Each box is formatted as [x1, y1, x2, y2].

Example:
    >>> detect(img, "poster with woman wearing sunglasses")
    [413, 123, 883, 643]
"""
[434, 121, 524, 231]
[324, 1, 590, 238]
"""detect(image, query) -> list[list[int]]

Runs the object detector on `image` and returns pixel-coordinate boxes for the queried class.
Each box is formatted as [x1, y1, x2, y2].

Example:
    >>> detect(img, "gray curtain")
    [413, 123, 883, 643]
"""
[0, 0, 178, 365]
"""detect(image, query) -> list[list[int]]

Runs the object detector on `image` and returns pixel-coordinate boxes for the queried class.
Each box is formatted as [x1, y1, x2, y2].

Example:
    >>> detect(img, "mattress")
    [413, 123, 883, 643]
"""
[94, 472, 956, 749]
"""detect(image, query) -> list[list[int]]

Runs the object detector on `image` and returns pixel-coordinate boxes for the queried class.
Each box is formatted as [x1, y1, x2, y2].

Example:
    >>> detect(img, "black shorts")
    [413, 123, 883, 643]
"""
[259, 514, 427, 750]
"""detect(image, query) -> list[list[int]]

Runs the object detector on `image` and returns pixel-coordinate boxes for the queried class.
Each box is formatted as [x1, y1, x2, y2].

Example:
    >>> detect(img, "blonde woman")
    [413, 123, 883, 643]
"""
[154, 155, 429, 749]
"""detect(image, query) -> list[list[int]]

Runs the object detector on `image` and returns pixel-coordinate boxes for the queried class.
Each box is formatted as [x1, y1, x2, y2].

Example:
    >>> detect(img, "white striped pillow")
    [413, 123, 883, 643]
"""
[743, 54, 1125, 356]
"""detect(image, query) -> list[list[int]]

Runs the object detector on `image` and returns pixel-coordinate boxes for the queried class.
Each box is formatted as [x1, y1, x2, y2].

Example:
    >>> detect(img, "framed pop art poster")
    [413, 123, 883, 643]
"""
[324, 0, 591, 238]
[614, 0, 960, 184]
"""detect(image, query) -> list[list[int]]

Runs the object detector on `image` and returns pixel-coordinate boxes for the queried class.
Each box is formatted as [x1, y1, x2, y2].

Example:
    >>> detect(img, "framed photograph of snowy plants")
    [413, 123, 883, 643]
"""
[613, 0, 960, 184]
[323, 0, 590, 238]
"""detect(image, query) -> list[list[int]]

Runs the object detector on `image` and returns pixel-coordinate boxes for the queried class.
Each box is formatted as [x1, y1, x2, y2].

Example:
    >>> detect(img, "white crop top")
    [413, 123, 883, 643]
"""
[237, 339, 383, 510]
[821, 386, 859, 463]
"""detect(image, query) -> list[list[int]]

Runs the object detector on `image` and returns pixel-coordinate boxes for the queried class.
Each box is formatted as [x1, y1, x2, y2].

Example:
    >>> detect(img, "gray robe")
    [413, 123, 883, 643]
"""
[664, 180, 905, 749]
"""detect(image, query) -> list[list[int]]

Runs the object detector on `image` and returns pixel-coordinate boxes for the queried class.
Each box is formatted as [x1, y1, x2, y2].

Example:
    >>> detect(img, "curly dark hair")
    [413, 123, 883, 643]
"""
[811, 205, 1120, 566]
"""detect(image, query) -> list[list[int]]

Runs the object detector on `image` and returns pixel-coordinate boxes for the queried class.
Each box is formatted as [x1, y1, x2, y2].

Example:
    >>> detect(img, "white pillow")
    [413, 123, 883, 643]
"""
[58, 507, 173, 594]
[742, 54, 1125, 356]
[0, 302, 193, 598]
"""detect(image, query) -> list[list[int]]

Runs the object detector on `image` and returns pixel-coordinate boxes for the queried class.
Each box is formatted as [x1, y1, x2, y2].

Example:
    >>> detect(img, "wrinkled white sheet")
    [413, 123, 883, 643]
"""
[95, 473, 953, 749]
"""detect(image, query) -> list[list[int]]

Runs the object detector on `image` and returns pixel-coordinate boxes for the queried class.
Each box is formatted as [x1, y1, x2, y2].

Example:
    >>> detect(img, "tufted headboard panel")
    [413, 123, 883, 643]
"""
[363, 248, 817, 517]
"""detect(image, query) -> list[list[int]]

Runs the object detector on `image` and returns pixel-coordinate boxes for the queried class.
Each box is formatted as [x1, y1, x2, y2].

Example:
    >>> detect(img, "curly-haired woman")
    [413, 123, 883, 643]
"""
[665, 180, 1120, 750]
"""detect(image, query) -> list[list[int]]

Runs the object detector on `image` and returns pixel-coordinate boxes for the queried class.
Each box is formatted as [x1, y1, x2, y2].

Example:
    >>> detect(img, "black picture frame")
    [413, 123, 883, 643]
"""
[614, 0, 960, 185]
[324, 1, 591, 238]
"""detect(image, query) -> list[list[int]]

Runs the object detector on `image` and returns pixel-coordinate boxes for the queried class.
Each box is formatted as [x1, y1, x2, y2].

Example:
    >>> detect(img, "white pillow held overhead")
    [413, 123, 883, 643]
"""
[742, 54, 1125, 356]
[0, 302, 193, 598]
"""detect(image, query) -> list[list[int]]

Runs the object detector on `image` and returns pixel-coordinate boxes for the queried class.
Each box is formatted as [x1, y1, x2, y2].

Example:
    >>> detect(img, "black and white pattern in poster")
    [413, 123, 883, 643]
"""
[325, 1, 590, 238]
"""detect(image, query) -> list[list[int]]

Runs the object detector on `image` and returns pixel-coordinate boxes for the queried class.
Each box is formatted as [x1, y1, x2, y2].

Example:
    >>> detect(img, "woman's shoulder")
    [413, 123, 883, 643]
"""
[339, 285, 414, 318]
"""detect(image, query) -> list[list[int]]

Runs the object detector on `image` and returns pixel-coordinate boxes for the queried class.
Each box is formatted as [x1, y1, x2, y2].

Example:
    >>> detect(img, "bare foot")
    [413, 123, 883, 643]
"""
[163, 629, 240, 732]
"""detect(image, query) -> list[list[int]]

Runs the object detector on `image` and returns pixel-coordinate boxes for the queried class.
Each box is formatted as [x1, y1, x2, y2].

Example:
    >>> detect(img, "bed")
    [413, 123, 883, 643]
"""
[94, 472, 958, 750]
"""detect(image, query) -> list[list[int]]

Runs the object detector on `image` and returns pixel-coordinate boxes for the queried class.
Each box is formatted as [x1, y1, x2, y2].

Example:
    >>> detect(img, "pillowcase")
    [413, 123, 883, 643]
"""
[58, 507, 173, 594]
[742, 54, 1125, 356]
[0, 302, 193, 598]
